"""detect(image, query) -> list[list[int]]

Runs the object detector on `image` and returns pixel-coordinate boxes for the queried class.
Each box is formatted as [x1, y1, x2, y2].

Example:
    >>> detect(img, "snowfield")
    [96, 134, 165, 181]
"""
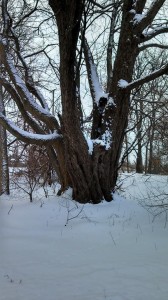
[0, 173, 168, 300]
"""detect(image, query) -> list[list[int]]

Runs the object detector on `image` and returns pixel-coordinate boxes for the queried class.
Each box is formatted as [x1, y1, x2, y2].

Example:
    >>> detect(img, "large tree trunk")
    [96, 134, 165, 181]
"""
[48, 0, 139, 203]
[49, 0, 104, 203]
[103, 0, 139, 191]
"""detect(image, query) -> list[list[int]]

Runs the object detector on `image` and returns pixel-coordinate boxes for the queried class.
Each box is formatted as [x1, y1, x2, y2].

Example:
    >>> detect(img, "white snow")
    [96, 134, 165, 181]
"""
[0, 38, 53, 120]
[86, 137, 111, 154]
[86, 42, 108, 105]
[0, 113, 61, 142]
[107, 96, 115, 106]
[129, 9, 136, 14]
[85, 137, 94, 154]
[118, 79, 129, 88]
[101, 129, 112, 150]
[133, 14, 145, 25]
[90, 63, 109, 104]
[142, 25, 167, 38]
[0, 173, 168, 300]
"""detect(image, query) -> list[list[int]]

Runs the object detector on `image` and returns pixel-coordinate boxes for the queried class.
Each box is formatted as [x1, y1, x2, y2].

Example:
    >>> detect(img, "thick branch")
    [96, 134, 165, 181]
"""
[9, 26, 51, 111]
[139, 43, 168, 52]
[83, 37, 108, 105]
[124, 64, 168, 90]
[106, 2, 119, 91]
[0, 113, 62, 145]
[0, 77, 48, 135]
[140, 26, 168, 42]
[135, 0, 167, 33]
[133, 0, 146, 14]
[0, 40, 58, 130]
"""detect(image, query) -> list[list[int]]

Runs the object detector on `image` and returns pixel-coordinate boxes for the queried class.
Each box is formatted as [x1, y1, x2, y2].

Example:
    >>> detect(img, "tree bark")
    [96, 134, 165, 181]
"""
[48, 0, 140, 203]
[49, 0, 105, 203]
[103, 0, 140, 191]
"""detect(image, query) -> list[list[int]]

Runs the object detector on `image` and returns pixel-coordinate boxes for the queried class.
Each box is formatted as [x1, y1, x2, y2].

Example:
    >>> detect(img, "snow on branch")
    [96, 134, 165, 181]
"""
[2, 0, 49, 111]
[0, 113, 62, 145]
[9, 25, 50, 111]
[118, 64, 168, 91]
[118, 79, 129, 88]
[0, 39, 58, 130]
[132, 0, 146, 15]
[134, 0, 167, 32]
[83, 38, 108, 105]
[86, 135, 112, 154]
[5, 51, 51, 117]
[141, 25, 168, 42]
[0, 76, 52, 136]
[133, 13, 146, 25]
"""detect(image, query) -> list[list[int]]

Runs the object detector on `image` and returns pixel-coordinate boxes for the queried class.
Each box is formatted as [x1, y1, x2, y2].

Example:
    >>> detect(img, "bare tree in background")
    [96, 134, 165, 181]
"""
[0, 84, 9, 195]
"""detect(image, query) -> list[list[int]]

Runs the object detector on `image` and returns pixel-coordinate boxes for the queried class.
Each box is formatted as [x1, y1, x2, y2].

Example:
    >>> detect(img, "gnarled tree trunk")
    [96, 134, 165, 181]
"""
[48, 0, 140, 203]
[49, 0, 104, 203]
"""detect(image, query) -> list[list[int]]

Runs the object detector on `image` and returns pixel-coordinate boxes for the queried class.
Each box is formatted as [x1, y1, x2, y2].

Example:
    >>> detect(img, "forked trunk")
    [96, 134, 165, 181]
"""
[48, 0, 139, 203]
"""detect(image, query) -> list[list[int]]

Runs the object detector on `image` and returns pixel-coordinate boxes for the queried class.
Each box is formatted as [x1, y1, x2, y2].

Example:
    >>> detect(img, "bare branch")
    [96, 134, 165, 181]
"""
[88, 0, 113, 10]
[0, 39, 58, 130]
[124, 64, 168, 91]
[139, 43, 168, 52]
[0, 76, 51, 135]
[24, 44, 57, 59]
[13, 0, 40, 29]
[135, 0, 167, 33]
[0, 113, 62, 145]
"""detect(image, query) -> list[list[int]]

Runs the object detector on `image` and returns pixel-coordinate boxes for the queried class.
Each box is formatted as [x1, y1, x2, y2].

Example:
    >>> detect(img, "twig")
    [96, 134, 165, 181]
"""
[65, 205, 84, 226]
[8, 204, 13, 215]
[109, 231, 116, 246]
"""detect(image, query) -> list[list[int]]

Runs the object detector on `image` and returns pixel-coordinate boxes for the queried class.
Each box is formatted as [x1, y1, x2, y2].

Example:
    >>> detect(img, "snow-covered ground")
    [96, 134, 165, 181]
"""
[0, 173, 168, 300]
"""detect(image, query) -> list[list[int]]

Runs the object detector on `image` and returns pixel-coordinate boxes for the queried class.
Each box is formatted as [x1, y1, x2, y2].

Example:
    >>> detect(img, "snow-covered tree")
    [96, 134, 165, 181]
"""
[0, 0, 168, 203]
